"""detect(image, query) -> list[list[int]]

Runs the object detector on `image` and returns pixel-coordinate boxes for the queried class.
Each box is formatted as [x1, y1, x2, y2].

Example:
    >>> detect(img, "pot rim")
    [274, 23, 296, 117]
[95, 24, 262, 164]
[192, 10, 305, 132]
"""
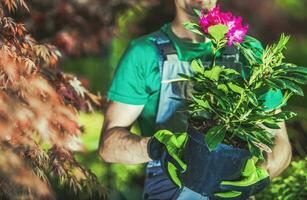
[186, 125, 251, 154]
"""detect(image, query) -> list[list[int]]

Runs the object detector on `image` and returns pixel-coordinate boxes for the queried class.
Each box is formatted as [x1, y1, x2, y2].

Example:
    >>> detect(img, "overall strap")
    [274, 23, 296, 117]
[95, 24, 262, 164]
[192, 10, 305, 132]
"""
[221, 46, 240, 62]
[150, 31, 190, 132]
[218, 45, 244, 75]
[151, 31, 241, 72]
[151, 31, 177, 76]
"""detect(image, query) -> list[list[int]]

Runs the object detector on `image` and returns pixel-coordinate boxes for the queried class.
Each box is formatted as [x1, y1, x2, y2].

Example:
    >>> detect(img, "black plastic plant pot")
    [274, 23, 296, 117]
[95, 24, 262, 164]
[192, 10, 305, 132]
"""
[179, 126, 251, 196]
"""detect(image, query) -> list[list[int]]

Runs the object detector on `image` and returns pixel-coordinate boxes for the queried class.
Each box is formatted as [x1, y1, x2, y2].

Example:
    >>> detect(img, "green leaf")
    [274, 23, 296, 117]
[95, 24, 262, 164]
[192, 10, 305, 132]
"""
[277, 91, 293, 109]
[248, 140, 264, 160]
[270, 78, 287, 88]
[262, 122, 281, 129]
[273, 111, 297, 120]
[281, 73, 307, 85]
[217, 84, 229, 93]
[248, 113, 271, 121]
[264, 79, 280, 90]
[204, 126, 225, 151]
[262, 34, 290, 67]
[251, 141, 272, 154]
[216, 97, 229, 110]
[183, 22, 204, 36]
[251, 129, 274, 146]
[238, 43, 260, 66]
[227, 82, 244, 94]
[281, 79, 304, 96]
[275, 65, 307, 75]
[223, 68, 240, 75]
[238, 109, 253, 120]
[192, 96, 211, 109]
[246, 91, 258, 106]
[207, 83, 227, 97]
[289, 66, 307, 74]
[203, 66, 223, 82]
[190, 59, 204, 74]
[208, 24, 229, 42]
[193, 9, 201, 17]
[249, 68, 261, 85]
[178, 73, 193, 80]
[263, 118, 280, 124]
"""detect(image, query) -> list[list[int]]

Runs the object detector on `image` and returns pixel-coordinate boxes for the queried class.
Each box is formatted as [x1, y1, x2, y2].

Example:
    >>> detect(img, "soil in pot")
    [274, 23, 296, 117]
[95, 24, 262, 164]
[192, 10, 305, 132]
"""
[188, 116, 248, 150]
[178, 117, 251, 197]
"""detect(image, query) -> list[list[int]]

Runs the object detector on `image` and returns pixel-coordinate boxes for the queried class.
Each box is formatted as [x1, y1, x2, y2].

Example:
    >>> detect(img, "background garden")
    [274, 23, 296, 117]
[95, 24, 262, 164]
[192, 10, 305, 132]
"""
[0, 0, 306, 199]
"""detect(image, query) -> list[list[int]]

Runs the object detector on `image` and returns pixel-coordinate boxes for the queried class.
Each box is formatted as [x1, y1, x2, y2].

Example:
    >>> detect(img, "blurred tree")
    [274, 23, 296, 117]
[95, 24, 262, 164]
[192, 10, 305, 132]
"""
[9, 0, 160, 57]
[7, 0, 162, 95]
[0, 0, 105, 199]
[8, 0, 306, 73]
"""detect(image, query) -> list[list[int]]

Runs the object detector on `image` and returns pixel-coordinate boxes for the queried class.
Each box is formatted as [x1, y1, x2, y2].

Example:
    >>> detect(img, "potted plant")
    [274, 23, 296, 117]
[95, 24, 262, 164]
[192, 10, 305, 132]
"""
[175, 5, 307, 197]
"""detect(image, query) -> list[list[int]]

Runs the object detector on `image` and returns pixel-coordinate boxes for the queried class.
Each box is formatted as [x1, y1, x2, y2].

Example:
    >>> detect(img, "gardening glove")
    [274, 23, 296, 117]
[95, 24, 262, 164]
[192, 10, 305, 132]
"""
[211, 158, 270, 200]
[147, 130, 188, 187]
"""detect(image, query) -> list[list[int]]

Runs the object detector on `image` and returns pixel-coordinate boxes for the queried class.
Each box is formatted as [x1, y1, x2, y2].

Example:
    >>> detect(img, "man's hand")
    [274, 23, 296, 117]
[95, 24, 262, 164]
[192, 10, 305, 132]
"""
[211, 158, 270, 200]
[147, 130, 188, 187]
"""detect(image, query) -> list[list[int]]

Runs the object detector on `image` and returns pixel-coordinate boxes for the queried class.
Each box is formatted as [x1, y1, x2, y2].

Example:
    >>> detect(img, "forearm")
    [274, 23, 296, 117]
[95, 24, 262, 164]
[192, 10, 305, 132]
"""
[261, 121, 292, 179]
[99, 127, 151, 164]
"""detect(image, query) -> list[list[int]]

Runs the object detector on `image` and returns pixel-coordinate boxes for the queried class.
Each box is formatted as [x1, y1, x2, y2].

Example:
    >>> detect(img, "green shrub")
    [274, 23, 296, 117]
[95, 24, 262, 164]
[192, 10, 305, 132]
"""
[256, 157, 307, 200]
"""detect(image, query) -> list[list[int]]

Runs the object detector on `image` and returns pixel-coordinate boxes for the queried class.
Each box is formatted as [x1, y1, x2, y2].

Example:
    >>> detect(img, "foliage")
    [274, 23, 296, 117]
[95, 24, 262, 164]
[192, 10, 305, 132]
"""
[184, 7, 307, 159]
[14, 0, 306, 91]
[275, 0, 307, 19]
[0, 1, 105, 199]
[256, 157, 307, 200]
[8, 0, 160, 57]
[61, 56, 111, 94]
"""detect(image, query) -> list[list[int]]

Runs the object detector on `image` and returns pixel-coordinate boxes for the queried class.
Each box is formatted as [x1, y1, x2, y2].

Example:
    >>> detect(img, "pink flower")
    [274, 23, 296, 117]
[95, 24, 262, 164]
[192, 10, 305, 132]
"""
[226, 24, 249, 46]
[199, 5, 249, 46]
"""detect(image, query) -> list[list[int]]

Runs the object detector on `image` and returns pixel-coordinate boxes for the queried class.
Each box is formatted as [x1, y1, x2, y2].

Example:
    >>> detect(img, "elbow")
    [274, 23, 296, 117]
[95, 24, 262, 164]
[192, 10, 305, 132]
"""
[98, 138, 114, 163]
[98, 148, 108, 162]
[98, 145, 113, 163]
[98, 126, 115, 163]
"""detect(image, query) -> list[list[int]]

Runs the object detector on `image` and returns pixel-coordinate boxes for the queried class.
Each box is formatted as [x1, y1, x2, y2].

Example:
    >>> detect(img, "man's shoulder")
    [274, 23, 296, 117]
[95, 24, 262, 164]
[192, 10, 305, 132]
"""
[124, 32, 160, 65]
[129, 23, 171, 51]
[130, 30, 163, 51]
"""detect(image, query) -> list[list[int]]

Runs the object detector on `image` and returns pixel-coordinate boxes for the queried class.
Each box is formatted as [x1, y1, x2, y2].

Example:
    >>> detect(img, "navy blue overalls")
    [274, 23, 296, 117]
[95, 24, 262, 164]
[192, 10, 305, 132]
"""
[142, 31, 218, 200]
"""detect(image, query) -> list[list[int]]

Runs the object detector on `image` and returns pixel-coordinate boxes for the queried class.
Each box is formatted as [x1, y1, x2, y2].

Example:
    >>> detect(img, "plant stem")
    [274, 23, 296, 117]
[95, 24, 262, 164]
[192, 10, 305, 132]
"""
[210, 48, 217, 67]
[210, 40, 221, 67]
[208, 106, 227, 122]
[227, 92, 245, 121]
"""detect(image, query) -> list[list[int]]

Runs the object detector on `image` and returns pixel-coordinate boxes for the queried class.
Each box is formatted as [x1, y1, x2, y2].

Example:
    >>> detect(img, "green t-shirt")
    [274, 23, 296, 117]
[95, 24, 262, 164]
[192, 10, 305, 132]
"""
[108, 23, 282, 136]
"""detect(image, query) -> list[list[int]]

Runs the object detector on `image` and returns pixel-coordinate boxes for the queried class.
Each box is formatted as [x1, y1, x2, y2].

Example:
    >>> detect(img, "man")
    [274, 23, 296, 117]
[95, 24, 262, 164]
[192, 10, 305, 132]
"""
[98, 0, 292, 199]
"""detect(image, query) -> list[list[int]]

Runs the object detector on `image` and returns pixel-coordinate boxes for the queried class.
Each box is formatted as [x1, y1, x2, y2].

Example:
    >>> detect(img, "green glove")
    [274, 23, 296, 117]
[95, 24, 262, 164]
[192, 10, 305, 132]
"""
[147, 130, 188, 186]
[211, 158, 270, 200]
